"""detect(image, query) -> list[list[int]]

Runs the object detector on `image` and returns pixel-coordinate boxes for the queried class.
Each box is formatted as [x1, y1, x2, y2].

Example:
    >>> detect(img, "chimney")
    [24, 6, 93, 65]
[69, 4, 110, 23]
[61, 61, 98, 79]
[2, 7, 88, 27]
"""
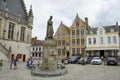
[85, 17, 89, 29]
[116, 22, 120, 35]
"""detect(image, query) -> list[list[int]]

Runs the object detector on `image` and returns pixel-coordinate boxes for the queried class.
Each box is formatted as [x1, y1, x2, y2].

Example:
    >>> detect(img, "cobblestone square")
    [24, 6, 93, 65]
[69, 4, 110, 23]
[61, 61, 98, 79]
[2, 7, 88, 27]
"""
[0, 61, 120, 80]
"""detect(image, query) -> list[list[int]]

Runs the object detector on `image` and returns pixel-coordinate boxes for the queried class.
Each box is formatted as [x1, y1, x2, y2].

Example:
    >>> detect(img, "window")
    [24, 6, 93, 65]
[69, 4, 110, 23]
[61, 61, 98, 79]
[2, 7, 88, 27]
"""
[72, 48, 75, 54]
[93, 38, 96, 44]
[100, 37, 103, 44]
[113, 36, 117, 43]
[62, 40, 65, 45]
[62, 48, 65, 55]
[99, 28, 102, 35]
[76, 29, 79, 35]
[110, 28, 114, 32]
[39, 47, 41, 51]
[81, 29, 84, 34]
[58, 40, 61, 45]
[32, 53, 34, 57]
[33, 47, 34, 51]
[72, 39, 75, 44]
[72, 30, 75, 35]
[20, 27, 25, 41]
[107, 37, 111, 44]
[81, 38, 84, 45]
[76, 39, 80, 44]
[36, 47, 38, 51]
[77, 48, 80, 54]
[58, 49, 61, 55]
[35, 53, 37, 57]
[8, 22, 15, 40]
[88, 38, 91, 44]
[76, 22, 79, 27]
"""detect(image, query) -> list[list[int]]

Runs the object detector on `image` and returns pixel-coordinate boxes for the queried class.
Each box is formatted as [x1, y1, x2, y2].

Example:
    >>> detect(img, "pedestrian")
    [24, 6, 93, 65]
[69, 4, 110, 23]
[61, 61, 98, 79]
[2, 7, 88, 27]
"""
[0, 60, 3, 71]
[103, 56, 106, 66]
[13, 59, 17, 70]
[27, 58, 30, 67]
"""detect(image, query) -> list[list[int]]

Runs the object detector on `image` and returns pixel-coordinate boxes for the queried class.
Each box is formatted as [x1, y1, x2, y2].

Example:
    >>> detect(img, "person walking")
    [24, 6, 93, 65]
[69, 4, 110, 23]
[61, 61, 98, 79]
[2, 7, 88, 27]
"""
[103, 56, 106, 66]
[0, 60, 3, 71]
[13, 59, 17, 70]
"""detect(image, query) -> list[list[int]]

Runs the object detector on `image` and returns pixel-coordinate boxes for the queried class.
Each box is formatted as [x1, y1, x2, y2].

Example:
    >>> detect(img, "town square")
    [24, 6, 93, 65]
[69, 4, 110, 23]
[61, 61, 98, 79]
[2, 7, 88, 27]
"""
[0, 0, 120, 80]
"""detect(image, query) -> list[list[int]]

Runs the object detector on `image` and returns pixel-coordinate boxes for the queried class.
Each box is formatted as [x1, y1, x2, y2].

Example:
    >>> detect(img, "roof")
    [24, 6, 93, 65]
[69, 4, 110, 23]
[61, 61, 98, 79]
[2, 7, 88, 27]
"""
[0, 0, 27, 19]
[63, 24, 70, 35]
[32, 42, 43, 46]
[71, 14, 86, 27]
[88, 25, 120, 34]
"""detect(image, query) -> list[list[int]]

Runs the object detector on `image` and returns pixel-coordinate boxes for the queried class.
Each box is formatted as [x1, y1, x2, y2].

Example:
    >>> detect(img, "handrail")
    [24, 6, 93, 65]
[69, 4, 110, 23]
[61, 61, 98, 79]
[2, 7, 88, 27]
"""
[0, 42, 9, 59]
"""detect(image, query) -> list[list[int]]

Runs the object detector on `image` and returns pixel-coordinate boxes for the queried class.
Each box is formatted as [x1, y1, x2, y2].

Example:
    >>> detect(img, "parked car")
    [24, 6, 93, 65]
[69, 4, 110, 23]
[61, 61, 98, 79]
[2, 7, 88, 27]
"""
[68, 56, 80, 63]
[91, 57, 102, 65]
[57, 63, 65, 69]
[27, 59, 41, 69]
[107, 57, 118, 65]
[77, 57, 88, 64]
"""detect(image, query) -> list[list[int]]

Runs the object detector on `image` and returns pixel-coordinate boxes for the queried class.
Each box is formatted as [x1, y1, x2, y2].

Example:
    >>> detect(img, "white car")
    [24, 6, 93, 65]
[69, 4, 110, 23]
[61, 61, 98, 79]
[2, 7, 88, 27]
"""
[57, 63, 65, 69]
[91, 57, 102, 65]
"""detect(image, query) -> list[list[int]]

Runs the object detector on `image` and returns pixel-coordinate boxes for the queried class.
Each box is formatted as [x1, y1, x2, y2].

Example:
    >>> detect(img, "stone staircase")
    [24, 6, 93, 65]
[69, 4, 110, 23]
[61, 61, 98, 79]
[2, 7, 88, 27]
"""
[0, 43, 10, 60]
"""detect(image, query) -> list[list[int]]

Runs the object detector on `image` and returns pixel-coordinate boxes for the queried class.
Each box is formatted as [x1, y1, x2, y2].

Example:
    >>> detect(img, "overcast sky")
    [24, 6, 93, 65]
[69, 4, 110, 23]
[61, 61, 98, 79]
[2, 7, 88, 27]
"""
[24, 0, 120, 40]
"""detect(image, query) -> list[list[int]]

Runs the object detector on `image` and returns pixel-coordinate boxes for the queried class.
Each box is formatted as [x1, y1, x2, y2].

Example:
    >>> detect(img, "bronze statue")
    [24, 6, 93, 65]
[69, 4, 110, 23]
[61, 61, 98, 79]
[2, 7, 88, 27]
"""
[45, 16, 54, 40]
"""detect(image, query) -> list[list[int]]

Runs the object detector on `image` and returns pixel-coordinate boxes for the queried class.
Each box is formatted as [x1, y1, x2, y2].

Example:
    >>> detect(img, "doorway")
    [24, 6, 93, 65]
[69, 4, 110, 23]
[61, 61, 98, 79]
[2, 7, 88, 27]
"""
[66, 52, 70, 58]
[100, 50, 104, 57]
[23, 55, 26, 62]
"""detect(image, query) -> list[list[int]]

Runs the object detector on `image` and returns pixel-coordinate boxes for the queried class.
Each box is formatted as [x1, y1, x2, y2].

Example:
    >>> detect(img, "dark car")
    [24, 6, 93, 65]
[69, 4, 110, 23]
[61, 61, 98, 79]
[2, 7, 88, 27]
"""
[107, 57, 118, 65]
[68, 56, 80, 63]
[77, 57, 87, 64]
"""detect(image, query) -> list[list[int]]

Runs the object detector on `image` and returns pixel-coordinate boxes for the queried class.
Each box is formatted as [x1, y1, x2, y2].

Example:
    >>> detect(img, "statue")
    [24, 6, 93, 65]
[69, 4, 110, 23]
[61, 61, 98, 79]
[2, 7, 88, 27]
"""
[45, 16, 54, 40]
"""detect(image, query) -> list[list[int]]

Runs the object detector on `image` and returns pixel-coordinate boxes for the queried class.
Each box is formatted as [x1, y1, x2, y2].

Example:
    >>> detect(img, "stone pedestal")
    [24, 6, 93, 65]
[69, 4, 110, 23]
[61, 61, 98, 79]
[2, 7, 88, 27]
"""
[41, 39, 57, 71]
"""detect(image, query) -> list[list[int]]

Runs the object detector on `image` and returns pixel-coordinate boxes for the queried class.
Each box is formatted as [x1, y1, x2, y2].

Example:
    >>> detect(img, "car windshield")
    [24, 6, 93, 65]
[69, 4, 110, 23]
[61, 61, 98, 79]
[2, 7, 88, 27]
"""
[108, 57, 116, 60]
[93, 57, 100, 59]
[70, 56, 78, 59]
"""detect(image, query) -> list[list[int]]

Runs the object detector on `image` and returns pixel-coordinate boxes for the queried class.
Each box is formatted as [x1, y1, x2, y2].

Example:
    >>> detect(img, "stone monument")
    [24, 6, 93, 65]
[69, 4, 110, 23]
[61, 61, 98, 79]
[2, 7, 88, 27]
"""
[31, 16, 67, 77]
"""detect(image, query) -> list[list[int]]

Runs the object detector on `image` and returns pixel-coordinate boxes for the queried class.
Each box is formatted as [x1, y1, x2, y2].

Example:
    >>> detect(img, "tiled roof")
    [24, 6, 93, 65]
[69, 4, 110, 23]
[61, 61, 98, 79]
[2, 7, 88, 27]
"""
[63, 24, 70, 35]
[0, 0, 27, 19]
[32, 42, 43, 46]
[88, 25, 120, 34]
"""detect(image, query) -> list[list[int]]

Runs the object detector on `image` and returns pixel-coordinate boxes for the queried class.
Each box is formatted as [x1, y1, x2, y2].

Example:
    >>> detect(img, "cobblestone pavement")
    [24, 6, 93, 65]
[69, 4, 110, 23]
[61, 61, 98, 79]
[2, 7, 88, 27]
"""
[0, 61, 120, 80]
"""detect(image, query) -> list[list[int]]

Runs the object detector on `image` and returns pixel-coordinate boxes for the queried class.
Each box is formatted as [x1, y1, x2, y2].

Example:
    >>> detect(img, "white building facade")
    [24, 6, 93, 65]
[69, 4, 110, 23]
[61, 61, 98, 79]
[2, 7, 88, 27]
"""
[86, 23, 120, 57]
[30, 42, 43, 60]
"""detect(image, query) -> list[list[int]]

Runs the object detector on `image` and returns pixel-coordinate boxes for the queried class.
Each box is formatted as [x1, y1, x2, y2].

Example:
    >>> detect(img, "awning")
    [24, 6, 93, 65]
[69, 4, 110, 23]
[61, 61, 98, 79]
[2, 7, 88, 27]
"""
[85, 47, 120, 51]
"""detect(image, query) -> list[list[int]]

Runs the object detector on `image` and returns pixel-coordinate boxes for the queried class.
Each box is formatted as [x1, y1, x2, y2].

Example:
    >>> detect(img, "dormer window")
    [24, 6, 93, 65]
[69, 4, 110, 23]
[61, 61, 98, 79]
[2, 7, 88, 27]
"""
[90, 31, 93, 34]
[110, 28, 114, 32]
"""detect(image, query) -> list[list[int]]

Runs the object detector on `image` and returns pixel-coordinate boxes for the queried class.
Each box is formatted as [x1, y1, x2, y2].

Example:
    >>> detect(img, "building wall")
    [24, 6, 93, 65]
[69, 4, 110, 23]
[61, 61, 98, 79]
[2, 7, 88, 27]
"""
[86, 26, 119, 57]
[70, 15, 88, 57]
[0, 11, 32, 61]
